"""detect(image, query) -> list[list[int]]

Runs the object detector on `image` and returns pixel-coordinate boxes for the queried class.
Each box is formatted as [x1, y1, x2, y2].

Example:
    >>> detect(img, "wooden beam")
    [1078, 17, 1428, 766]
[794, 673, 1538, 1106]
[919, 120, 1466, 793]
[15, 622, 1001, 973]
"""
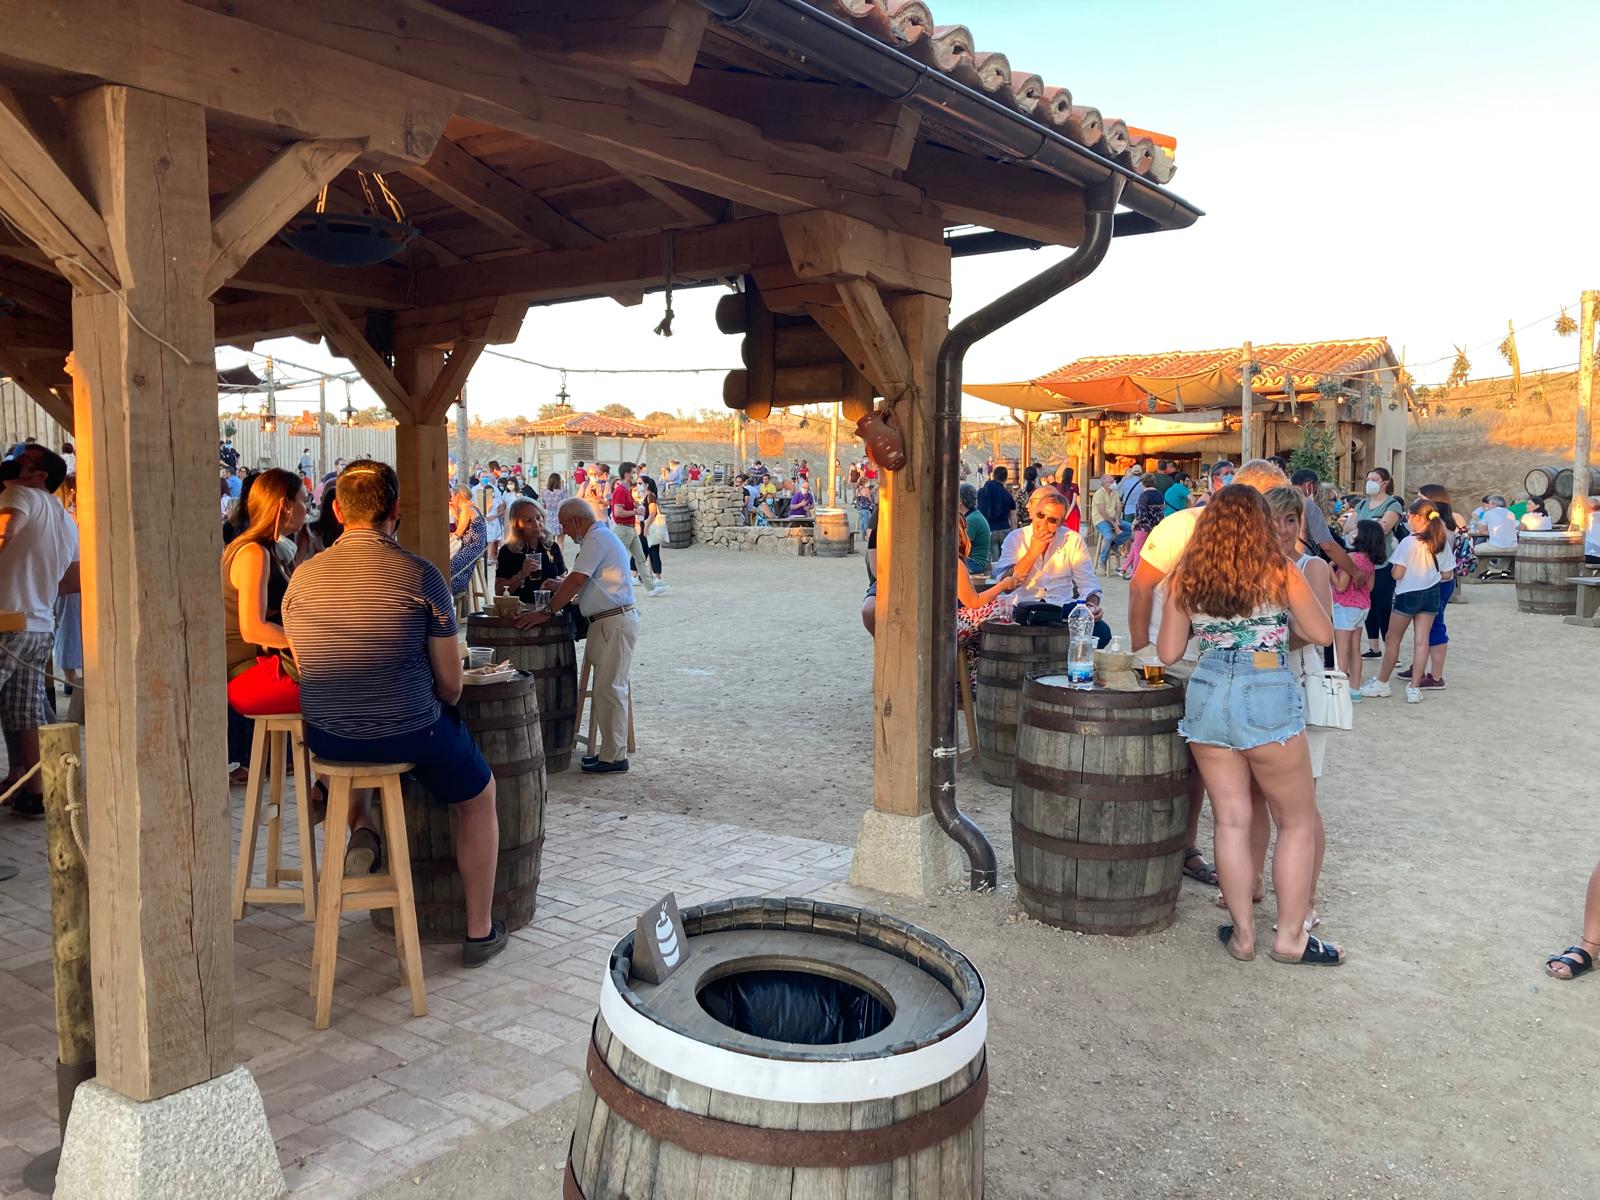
[0, 0, 457, 165]
[418, 214, 786, 307]
[0, 258, 70, 320]
[193, 0, 941, 237]
[510, 0, 708, 86]
[394, 350, 450, 574]
[0, 346, 71, 429]
[0, 97, 121, 293]
[0, 315, 69, 354]
[227, 245, 413, 309]
[665, 74, 921, 171]
[417, 341, 487, 425]
[205, 138, 365, 297]
[211, 294, 360, 346]
[905, 143, 1087, 248]
[300, 291, 416, 422]
[403, 136, 601, 251]
[67, 84, 234, 1102]
[624, 173, 726, 228]
[831, 279, 916, 404]
[778, 210, 952, 299]
[392, 297, 524, 351]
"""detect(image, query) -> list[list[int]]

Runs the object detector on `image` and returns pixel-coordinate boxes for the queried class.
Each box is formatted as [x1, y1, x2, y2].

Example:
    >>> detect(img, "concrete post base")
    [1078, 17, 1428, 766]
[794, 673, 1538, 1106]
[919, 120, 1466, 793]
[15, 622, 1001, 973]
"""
[55, 1066, 284, 1200]
[848, 809, 963, 898]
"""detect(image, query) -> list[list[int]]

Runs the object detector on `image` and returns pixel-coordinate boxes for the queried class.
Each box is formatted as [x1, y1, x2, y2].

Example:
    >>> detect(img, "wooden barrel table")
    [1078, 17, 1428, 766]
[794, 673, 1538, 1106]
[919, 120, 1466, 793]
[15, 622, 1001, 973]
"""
[568, 898, 987, 1199]
[974, 621, 1070, 788]
[813, 508, 850, 557]
[1515, 530, 1584, 614]
[466, 611, 579, 772]
[373, 673, 547, 943]
[1011, 675, 1191, 935]
[662, 502, 693, 549]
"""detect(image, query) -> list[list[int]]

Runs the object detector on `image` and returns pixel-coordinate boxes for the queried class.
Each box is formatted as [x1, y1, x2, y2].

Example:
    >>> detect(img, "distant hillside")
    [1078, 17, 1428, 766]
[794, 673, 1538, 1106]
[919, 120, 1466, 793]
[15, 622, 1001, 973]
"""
[1407, 369, 1585, 501]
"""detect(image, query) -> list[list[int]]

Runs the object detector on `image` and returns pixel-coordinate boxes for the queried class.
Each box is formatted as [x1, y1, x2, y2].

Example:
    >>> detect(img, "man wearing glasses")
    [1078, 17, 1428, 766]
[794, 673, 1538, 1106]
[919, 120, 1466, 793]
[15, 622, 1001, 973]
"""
[993, 487, 1111, 645]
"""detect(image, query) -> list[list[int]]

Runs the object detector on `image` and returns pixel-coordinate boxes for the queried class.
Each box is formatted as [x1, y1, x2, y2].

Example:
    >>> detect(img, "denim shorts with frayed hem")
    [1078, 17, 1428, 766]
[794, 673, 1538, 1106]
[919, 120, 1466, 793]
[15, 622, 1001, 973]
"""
[1392, 583, 1440, 617]
[1178, 649, 1305, 751]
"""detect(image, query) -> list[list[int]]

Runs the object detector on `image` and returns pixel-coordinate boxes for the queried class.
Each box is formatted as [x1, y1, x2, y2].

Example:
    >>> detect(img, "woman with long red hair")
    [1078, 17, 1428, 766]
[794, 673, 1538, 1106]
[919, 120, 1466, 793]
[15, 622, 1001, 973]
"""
[1157, 485, 1340, 965]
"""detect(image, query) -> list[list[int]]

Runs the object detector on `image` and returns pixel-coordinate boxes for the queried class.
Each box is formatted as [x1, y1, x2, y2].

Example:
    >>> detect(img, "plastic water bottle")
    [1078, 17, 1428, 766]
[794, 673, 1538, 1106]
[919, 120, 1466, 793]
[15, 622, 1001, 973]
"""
[1066, 604, 1096, 689]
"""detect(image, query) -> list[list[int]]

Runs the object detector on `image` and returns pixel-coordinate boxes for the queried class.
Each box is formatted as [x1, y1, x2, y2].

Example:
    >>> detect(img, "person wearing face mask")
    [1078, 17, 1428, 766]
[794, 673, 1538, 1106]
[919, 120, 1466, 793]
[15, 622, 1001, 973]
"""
[1346, 467, 1404, 658]
[1291, 468, 1371, 592]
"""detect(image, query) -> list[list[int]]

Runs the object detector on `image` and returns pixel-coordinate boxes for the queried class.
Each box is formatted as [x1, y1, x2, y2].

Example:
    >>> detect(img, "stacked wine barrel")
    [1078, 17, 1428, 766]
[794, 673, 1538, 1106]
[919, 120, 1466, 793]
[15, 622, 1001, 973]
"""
[373, 673, 546, 942]
[1523, 463, 1600, 528]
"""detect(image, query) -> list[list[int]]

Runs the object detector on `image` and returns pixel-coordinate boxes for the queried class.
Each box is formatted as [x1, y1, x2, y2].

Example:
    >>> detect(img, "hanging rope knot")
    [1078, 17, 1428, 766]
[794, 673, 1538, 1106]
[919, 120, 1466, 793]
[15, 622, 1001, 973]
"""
[653, 231, 676, 338]
[61, 753, 89, 860]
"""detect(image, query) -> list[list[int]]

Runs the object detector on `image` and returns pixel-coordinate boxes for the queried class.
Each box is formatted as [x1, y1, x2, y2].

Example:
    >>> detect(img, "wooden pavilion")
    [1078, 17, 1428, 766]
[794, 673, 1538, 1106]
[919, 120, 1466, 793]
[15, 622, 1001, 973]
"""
[0, 0, 1200, 1186]
[511, 409, 662, 483]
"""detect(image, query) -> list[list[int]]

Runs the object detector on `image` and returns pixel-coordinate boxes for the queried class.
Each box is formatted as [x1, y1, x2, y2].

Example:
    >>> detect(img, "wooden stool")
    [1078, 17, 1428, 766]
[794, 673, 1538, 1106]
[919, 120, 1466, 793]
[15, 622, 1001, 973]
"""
[233, 714, 318, 921]
[308, 759, 426, 1030]
[957, 666, 982, 769]
[577, 650, 636, 757]
[470, 555, 491, 612]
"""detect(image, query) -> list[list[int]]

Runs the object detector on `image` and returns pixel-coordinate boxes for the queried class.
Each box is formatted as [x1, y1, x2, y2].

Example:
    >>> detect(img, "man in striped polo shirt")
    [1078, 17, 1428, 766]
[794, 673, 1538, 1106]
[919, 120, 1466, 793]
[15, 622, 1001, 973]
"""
[282, 461, 506, 967]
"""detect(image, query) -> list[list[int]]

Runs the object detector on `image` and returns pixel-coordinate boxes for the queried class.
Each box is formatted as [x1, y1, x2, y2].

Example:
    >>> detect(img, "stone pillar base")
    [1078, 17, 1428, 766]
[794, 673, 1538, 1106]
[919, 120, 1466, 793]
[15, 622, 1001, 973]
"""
[848, 809, 963, 898]
[56, 1067, 284, 1200]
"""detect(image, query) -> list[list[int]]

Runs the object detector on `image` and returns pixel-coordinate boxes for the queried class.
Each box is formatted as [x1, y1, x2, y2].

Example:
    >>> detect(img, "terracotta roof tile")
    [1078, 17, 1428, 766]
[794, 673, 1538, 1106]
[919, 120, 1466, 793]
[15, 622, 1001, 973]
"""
[806, 1, 1176, 183]
[1038, 338, 1394, 395]
[510, 411, 662, 438]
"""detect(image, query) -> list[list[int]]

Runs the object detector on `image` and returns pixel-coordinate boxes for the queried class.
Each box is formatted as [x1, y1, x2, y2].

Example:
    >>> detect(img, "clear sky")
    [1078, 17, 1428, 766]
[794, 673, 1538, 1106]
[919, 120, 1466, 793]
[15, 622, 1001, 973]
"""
[221, 0, 1600, 423]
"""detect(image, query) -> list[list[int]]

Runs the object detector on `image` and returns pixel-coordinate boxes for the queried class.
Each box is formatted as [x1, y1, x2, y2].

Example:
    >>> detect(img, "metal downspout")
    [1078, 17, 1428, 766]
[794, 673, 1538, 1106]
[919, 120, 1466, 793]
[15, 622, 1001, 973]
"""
[929, 177, 1124, 890]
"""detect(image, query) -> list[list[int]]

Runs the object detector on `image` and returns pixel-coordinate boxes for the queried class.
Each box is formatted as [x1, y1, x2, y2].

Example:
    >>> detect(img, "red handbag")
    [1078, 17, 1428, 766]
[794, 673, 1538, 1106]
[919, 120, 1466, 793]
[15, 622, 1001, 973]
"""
[226, 653, 302, 716]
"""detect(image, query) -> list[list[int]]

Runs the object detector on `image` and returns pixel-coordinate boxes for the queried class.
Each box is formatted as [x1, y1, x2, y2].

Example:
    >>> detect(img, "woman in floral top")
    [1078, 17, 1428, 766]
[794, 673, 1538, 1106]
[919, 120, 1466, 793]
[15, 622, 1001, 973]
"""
[1157, 485, 1339, 967]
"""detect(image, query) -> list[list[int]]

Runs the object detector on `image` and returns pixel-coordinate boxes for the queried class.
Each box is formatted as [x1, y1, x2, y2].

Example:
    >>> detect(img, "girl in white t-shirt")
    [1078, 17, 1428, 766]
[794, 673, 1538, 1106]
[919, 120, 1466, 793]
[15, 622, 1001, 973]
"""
[1359, 499, 1447, 703]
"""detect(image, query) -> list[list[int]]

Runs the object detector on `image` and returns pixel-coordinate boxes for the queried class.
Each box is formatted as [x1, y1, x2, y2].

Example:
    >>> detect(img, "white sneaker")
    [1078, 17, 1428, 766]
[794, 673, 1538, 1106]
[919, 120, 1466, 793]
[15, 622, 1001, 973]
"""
[647, 583, 669, 597]
[1405, 684, 1422, 704]
[1358, 678, 1390, 698]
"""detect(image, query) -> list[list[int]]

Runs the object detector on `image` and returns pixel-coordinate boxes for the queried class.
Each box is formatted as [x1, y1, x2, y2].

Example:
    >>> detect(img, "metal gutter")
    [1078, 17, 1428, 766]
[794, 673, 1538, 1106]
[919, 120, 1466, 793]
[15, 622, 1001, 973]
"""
[696, 0, 1203, 232]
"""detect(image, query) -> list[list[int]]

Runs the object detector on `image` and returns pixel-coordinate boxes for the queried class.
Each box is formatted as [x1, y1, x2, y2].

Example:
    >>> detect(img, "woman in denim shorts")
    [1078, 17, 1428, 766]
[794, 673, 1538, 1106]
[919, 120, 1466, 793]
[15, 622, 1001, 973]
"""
[1157, 486, 1342, 966]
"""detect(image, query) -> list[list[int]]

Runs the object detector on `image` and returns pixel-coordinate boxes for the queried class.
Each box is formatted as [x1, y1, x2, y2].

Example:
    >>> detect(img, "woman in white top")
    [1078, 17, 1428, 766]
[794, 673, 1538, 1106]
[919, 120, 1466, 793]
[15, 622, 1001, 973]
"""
[1359, 499, 1446, 703]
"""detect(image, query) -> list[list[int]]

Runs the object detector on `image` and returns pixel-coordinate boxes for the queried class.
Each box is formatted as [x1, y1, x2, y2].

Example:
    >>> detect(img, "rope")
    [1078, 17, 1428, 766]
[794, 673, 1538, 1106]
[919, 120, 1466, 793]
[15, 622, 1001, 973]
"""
[61, 753, 87, 859]
[0, 638, 83, 693]
[0, 762, 41, 806]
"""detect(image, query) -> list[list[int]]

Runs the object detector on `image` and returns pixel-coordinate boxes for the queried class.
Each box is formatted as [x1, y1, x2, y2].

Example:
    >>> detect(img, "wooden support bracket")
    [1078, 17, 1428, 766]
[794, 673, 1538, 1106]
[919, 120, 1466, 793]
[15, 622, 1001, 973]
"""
[206, 138, 365, 297]
[301, 291, 416, 422]
[512, 0, 709, 87]
[0, 346, 72, 429]
[417, 341, 486, 425]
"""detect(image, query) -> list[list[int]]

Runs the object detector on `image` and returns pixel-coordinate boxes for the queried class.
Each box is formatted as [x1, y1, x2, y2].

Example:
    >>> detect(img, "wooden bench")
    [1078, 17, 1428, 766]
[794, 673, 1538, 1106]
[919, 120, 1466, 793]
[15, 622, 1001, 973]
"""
[1474, 543, 1516, 581]
[1564, 577, 1600, 627]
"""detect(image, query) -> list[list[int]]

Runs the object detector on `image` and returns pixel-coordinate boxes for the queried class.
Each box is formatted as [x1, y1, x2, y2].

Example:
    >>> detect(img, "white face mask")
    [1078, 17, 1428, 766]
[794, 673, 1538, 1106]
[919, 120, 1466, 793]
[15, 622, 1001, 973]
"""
[1365, 480, 1382, 496]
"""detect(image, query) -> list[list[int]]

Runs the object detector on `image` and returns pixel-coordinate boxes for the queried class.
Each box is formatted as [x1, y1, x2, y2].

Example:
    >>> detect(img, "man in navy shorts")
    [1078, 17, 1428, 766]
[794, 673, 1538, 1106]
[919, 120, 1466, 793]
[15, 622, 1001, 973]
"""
[282, 460, 506, 966]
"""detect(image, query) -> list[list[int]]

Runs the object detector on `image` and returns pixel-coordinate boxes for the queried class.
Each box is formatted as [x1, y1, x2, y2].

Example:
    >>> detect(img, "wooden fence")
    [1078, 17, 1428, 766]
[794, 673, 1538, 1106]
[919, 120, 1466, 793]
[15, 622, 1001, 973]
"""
[0, 379, 67, 449]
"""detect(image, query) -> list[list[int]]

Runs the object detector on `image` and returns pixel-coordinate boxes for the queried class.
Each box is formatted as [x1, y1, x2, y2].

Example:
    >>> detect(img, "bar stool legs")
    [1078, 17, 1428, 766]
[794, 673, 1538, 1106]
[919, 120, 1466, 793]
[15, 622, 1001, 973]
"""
[309, 760, 426, 1030]
[233, 714, 318, 921]
[957, 666, 981, 769]
[576, 650, 636, 757]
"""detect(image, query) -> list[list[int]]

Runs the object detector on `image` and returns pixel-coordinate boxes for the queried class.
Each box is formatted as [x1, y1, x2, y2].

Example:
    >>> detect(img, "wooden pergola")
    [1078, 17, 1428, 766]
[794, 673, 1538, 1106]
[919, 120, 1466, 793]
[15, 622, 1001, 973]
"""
[0, 0, 1199, 1153]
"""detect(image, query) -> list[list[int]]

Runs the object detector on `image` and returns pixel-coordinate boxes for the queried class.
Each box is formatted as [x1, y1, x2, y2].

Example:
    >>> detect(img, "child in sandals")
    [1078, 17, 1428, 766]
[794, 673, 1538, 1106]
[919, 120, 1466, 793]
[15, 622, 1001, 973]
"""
[1547, 858, 1600, 980]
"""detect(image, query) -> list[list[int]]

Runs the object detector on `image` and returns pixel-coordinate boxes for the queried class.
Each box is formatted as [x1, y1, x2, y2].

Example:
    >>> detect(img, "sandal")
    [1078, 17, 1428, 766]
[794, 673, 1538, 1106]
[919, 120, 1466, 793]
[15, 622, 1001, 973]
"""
[1545, 945, 1594, 981]
[1217, 924, 1254, 962]
[1183, 848, 1219, 886]
[1268, 934, 1345, 966]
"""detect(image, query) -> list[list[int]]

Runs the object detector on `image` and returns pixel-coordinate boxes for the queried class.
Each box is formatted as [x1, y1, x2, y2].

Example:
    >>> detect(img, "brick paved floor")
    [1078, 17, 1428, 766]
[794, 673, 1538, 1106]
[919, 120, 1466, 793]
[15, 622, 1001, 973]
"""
[0, 789, 868, 1198]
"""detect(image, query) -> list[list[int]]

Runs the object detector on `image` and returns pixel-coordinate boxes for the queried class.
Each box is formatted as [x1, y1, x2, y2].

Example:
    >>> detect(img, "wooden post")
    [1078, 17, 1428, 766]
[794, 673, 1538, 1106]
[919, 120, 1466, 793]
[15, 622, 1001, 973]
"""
[826, 402, 839, 506]
[394, 349, 451, 574]
[67, 85, 234, 1101]
[316, 376, 328, 483]
[1240, 340, 1253, 462]
[455, 382, 470, 480]
[41, 723, 94, 1086]
[1575, 290, 1596, 534]
[871, 292, 948, 818]
[1075, 417, 1092, 522]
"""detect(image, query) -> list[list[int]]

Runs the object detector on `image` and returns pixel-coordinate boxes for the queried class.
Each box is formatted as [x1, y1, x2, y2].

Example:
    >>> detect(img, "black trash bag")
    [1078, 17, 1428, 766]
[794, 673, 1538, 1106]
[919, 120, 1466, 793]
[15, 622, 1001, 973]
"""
[699, 970, 891, 1045]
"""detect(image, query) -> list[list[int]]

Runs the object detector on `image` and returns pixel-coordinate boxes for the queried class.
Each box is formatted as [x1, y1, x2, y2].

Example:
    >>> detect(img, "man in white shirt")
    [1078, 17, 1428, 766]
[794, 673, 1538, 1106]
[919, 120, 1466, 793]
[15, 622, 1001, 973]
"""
[994, 488, 1110, 644]
[0, 446, 80, 817]
[1479, 495, 1519, 549]
[516, 498, 637, 772]
[1585, 496, 1600, 564]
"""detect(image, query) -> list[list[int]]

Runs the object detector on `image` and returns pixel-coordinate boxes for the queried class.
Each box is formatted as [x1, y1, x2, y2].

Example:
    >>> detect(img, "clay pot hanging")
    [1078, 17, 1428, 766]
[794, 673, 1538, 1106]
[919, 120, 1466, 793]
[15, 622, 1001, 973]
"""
[856, 406, 907, 472]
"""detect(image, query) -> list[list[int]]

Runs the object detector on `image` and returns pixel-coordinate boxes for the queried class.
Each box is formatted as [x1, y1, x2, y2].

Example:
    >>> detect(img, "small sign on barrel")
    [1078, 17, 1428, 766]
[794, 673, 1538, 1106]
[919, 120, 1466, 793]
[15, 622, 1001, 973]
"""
[631, 893, 688, 984]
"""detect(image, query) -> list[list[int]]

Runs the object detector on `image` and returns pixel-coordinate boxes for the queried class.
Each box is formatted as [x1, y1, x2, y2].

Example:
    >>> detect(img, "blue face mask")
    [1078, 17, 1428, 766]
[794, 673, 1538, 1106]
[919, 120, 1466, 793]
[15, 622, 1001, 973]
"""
[1217, 474, 1234, 487]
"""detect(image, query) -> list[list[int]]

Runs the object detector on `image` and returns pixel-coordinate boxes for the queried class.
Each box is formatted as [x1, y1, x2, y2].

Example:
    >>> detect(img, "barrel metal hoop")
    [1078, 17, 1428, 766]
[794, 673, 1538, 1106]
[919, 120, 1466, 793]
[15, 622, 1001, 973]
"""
[1010, 819, 1190, 861]
[481, 755, 547, 777]
[469, 713, 546, 732]
[1012, 760, 1190, 801]
[580, 1037, 988, 1168]
[1017, 706, 1181, 736]
[407, 835, 545, 876]
[1017, 879, 1183, 914]
[1021, 681, 1180, 709]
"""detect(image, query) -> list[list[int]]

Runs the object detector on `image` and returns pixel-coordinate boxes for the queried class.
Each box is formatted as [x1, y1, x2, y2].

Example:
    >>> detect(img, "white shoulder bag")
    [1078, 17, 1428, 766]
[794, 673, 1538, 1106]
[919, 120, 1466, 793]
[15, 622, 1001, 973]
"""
[1303, 642, 1353, 731]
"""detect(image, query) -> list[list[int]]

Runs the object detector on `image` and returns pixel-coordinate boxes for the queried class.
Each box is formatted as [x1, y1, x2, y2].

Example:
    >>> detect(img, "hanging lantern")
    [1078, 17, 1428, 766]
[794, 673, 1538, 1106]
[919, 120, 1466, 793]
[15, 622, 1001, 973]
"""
[279, 175, 418, 266]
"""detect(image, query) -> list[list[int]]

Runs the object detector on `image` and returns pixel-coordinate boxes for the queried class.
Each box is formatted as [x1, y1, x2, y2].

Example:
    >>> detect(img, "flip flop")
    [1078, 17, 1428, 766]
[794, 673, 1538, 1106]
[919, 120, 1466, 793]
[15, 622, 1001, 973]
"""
[1268, 935, 1345, 966]
[1183, 848, 1219, 886]
[1217, 924, 1254, 962]
[1546, 946, 1594, 981]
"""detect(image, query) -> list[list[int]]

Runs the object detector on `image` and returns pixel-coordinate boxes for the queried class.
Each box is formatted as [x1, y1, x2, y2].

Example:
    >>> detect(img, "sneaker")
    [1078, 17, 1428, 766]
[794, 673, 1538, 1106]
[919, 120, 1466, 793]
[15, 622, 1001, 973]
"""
[462, 920, 507, 968]
[1419, 674, 1445, 689]
[581, 754, 600, 767]
[344, 828, 382, 876]
[647, 583, 670, 597]
[581, 758, 629, 774]
[1361, 649, 1382, 659]
[1349, 690, 1364, 703]
[1405, 685, 1422, 704]
[1358, 679, 1390, 698]
[7, 793, 44, 818]
[1396, 667, 1412, 680]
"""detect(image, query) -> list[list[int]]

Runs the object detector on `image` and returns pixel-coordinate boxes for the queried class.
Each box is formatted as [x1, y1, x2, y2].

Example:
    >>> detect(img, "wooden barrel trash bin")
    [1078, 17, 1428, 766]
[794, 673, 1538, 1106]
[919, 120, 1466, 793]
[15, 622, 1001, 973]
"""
[1011, 675, 1192, 936]
[373, 672, 547, 943]
[974, 621, 1071, 788]
[1515, 530, 1584, 615]
[466, 611, 579, 772]
[567, 897, 988, 1199]
[662, 502, 693, 549]
[813, 507, 850, 557]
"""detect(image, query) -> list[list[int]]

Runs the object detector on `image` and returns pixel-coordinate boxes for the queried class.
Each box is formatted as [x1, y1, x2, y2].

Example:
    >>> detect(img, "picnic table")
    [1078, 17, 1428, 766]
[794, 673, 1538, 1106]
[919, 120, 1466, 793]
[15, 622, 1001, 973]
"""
[1474, 542, 1517, 580]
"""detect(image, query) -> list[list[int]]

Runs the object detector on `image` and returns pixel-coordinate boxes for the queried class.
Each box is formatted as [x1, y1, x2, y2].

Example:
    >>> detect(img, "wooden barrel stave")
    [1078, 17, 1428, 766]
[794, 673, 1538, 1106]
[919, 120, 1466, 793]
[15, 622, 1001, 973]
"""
[373, 674, 546, 943]
[568, 900, 986, 1199]
[1515, 531, 1584, 615]
[466, 612, 579, 771]
[814, 507, 850, 557]
[1011, 677, 1190, 935]
[662, 502, 693, 549]
[974, 622, 1070, 788]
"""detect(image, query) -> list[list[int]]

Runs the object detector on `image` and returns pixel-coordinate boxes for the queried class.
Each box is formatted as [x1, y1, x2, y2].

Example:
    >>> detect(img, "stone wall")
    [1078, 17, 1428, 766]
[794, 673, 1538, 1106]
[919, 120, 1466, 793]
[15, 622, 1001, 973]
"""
[677, 485, 817, 555]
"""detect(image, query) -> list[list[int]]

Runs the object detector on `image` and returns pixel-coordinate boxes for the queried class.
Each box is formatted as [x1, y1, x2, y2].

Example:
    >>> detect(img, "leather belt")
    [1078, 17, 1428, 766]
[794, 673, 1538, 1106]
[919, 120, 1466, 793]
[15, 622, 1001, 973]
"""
[585, 604, 637, 622]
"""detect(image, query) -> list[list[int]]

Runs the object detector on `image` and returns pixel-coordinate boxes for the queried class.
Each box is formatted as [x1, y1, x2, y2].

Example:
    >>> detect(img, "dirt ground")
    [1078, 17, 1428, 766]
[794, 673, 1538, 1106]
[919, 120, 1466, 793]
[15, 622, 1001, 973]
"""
[266, 548, 1600, 1197]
